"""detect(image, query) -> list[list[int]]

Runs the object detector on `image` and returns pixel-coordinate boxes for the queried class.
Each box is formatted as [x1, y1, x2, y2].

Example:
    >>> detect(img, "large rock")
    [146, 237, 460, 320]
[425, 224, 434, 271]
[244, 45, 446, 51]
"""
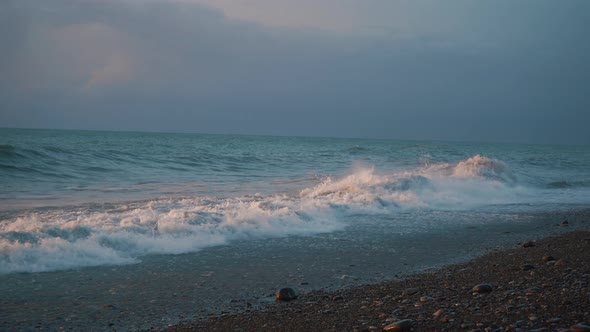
[383, 319, 413, 332]
[276, 288, 298, 302]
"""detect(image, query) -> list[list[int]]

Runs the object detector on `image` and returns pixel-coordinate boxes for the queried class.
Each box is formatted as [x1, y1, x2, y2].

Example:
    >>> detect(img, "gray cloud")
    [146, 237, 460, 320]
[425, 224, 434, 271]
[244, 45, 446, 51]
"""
[1, 0, 589, 144]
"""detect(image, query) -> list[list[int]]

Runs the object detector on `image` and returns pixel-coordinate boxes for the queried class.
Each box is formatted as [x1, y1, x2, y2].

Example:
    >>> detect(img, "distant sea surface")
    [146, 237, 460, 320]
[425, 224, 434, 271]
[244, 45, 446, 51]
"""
[1, 128, 589, 274]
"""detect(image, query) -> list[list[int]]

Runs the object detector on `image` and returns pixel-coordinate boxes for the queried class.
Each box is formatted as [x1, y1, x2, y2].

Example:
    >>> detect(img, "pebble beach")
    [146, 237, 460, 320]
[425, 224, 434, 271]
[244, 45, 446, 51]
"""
[169, 229, 590, 332]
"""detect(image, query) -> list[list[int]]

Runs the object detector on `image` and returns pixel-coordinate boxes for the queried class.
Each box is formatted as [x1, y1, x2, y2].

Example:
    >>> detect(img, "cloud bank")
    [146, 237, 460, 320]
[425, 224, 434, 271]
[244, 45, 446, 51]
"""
[1, 0, 589, 144]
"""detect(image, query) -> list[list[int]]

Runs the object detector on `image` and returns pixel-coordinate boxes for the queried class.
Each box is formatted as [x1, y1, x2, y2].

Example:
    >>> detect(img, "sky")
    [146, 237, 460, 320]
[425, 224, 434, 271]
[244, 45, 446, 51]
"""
[1, 0, 589, 144]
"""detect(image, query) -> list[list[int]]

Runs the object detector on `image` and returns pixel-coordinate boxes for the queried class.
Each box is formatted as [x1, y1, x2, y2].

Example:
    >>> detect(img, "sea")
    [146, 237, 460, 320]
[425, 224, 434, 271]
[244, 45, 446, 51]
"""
[1, 128, 589, 330]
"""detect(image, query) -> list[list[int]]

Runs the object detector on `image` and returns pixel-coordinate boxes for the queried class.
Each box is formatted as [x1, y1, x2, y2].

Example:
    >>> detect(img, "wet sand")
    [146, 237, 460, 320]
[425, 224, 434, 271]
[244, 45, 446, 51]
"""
[169, 230, 590, 332]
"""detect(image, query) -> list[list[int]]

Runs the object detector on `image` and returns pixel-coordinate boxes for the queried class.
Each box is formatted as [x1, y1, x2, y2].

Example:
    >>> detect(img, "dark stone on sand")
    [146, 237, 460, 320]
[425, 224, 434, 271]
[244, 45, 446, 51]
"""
[403, 288, 419, 296]
[383, 319, 413, 332]
[522, 241, 536, 248]
[276, 288, 298, 302]
[472, 283, 493, 293]
[561, 220, 569, 226]
[542, 255, 555, 262]
[571, 325, 590, 332]
[522, 264, 535, 271]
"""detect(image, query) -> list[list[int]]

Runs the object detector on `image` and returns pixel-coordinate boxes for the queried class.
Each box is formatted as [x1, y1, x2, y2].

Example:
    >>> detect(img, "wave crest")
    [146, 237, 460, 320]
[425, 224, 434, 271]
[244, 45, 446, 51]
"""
[452, 155, 516, 184]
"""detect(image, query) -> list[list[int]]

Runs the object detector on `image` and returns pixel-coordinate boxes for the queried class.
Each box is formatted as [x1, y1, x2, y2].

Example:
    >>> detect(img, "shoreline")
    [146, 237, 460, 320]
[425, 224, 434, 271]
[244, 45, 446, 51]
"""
[168, 229, 590, 332]
[1, 210, 589, 331]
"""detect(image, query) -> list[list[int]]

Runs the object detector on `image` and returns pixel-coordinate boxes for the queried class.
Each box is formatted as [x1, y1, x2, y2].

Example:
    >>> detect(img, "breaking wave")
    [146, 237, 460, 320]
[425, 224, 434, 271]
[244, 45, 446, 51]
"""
[0, 155, 531, 274]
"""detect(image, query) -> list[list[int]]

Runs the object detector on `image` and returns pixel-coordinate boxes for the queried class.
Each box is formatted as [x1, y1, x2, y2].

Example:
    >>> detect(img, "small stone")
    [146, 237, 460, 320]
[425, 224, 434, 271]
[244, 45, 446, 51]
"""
[383, 319, 413, 332]
[528, 315, 538, 321]
[403, 288, 419, 296]
[546, 318, 561, 323]
[332, 296, 344, 301]
[276, 288, 298, 302]
[542, 255, 555, 262]
[522, 264, 535, 271]
[420, 296, 433, 302]
[561, 220, 569, 226]
[571, 325, 590, 332]
[433, 309, 444, 317]
[522, 241, 536, 248]
[472, 283, 493, 293]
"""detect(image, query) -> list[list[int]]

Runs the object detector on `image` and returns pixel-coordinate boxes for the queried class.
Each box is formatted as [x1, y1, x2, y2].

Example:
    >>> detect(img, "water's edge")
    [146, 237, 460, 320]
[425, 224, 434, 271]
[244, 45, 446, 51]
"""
[1, 208, 588, 331]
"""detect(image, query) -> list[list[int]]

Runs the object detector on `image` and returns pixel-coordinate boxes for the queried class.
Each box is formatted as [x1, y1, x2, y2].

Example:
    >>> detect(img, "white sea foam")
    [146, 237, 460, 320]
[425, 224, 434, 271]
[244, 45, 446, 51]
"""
[0, 155, 535, 273]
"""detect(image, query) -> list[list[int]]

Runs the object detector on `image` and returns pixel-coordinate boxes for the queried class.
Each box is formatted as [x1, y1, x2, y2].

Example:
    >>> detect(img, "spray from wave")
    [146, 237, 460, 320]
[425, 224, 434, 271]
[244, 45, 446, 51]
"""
[0, 155, 525, 273]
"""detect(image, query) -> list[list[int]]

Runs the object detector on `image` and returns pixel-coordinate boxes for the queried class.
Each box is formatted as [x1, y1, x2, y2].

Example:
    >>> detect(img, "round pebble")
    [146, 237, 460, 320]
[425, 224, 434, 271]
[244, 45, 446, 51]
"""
[472, 283, 493, 293]
[383, 319, 413, 332]
[276, 288, 298, 302]
[403, 288, 419, 296]
[433, 309, 444, 317]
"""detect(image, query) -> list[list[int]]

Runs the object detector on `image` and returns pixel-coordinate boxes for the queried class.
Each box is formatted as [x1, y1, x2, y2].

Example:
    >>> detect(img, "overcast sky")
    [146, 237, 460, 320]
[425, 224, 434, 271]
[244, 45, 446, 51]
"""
[1, 0, 589, 144]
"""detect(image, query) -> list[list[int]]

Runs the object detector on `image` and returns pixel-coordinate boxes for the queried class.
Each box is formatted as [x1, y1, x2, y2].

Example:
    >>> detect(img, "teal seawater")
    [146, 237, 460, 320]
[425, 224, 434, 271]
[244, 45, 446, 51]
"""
[0, 128, 589, 273]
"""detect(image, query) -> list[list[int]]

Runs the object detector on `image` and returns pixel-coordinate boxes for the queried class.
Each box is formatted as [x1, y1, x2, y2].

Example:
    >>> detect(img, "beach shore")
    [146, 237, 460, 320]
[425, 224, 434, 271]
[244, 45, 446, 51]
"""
[168, 229, 590, 332]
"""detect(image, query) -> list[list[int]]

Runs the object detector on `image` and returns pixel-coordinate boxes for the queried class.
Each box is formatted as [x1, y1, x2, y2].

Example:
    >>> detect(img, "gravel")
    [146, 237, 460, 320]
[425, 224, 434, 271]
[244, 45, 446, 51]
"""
[166, 230, 590, 332]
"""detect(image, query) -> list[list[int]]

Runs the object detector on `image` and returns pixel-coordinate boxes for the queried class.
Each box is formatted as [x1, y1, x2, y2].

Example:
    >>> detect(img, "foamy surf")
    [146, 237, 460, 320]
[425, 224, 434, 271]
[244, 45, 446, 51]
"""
[0, 155, 541, 274]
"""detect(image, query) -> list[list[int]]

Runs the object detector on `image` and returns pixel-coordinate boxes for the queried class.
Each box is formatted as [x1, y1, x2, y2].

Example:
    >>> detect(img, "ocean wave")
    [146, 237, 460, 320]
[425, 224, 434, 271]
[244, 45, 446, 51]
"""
[0, 144, 16, 157]
[301, 155, 521, 210]
[547, 179, 590, 189]
[0, 155, 531, 274]
[344, 146, 370, 154]
[422, 155, 516, 184]
[0, 194, 342, 273]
